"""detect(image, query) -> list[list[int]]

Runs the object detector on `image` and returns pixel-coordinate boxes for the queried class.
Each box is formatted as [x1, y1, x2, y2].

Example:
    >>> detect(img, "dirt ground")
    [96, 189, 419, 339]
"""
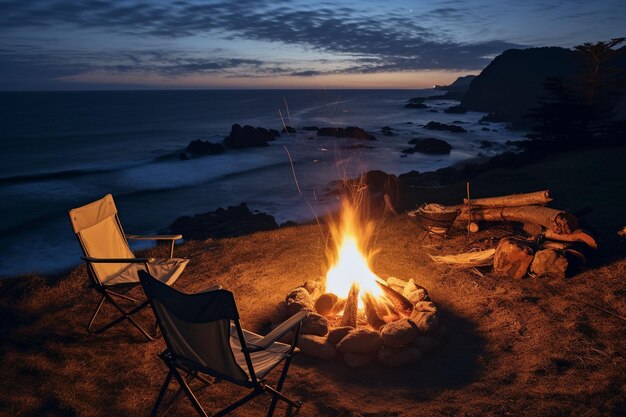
[1, 145, 626, 417]
[1, 214, 624, 417]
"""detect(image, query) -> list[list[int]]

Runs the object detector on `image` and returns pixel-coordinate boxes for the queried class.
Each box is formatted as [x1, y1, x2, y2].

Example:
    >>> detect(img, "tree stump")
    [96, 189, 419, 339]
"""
[494, 238, 535, 279]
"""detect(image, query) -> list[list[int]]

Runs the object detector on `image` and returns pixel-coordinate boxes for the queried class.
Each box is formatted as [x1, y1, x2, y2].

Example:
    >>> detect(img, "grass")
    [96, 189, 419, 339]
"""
[0, 145, 625, 416]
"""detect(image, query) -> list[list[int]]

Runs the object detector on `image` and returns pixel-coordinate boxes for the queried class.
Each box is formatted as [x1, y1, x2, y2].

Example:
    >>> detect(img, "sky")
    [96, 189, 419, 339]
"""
[1, 0, 624, 90]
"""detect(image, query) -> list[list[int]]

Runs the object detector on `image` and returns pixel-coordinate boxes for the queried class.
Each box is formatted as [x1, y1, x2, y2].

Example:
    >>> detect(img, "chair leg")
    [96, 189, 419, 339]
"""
[90, 294, 155, 341]
[151, 370, 173, 417]
[87, 296, 106, 333]
[265, 356, 301, 417]
[169, 364, 210, 417]
[213, 389, 264, 417]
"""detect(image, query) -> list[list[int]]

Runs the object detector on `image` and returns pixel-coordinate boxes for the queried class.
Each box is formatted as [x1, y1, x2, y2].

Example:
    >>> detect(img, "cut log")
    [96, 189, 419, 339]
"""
[523, 222, 543, 237]
[376, 279, 413, 317]
[456, 206, 577, 234]
[468, 222, 480, 233]
[362, 292, 386, 330]
[544, 229, 597, 250]
[341, 283, 359, 328]
[530, 249, 568, 279]
[463, 190, 552, 207]
[494, 238, 535, 279]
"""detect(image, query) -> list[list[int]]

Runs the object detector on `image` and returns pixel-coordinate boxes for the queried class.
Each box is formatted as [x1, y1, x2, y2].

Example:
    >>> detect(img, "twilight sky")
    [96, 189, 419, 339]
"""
[1, 0, 624, 90]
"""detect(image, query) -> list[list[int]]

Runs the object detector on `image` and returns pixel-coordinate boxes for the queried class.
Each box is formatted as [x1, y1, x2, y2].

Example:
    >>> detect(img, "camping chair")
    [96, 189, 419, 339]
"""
[69, 194, 188, 340]
[138, 270, 307, 417]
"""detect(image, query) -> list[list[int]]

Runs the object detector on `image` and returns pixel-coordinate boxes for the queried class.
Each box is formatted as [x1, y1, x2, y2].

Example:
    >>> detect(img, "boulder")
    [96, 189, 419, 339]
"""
[302, 280, 324, 299]
[411, 335, 441, 354]
[170, 203, 279, 240]
[380, 319, 418, 347]
[327, 326, 353, 346]
[336, 328, 383, 353]
[402, 279, 429, 303]
[344, 352, 377, 368]
[285, 287, 314, 317]
[402, 138, 452, 155]
[301, 313, 329, 336]
[185, 139, 225, 156]
[314, 293, 338, 316]
[378, 347, 422, 367]
[410, 311, 440, 335]
[317, 126, 376, 141]
[424, 121, 467, 133]
[269, 300, 288, 324]
[298, 335, 337, 360]
[223, 124, 277, 149]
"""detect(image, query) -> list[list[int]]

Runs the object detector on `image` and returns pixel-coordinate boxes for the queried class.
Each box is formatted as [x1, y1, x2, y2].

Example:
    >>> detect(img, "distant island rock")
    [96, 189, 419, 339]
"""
[317, 126, 376, 140]
[185, 139, 225, 156]
[282, 126, 296, 133]
[223, 124, 280, 149]
[444, 105, 468, 114]
[170, 203, 280, 240]
[403, 138, 452, 155]
[404, 102, 429, 109]
[424, 121, 467, 133]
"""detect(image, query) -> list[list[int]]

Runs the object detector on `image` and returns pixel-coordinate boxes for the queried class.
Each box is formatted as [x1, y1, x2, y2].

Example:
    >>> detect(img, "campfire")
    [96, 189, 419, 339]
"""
[272, 197, 445, 368]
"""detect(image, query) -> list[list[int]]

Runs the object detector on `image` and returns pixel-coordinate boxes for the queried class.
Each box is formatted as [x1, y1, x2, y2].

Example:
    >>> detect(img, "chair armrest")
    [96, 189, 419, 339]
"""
[126, 234, 183, 241]
[81, 256, 154, 264]
[246, 311, 308, 352]
[200, 284, 222, 293]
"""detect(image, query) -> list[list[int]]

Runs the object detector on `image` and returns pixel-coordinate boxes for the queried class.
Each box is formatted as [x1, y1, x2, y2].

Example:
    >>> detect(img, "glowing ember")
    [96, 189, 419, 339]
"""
[325, 198, 383, 307]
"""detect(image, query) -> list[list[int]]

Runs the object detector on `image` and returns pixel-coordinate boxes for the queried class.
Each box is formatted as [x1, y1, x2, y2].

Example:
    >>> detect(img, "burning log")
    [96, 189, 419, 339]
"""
[494, 238, 535, 279]
[463, 190, 552, 207]
[362, 292, 386, 330]
[376, 279, 413, 317]
[341, 283, 360, 328]
[456, 206, 578, 234]
[544, 229, 598, 250]
[330, 298, 347, 316]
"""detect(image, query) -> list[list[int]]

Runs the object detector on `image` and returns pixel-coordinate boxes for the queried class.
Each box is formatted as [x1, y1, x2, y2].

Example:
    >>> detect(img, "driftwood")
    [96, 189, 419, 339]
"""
[376, 279, 413, 317]
[362, 292, 386, 330]
[530, 249, 568, 279]
[341, 283, 359, 328]
[494, 238, 534, 279]
[430, 248, 496, 269]
[463, 190, 552, 207]
[544, 229, 597, 250]
[456, 206, 577, 234]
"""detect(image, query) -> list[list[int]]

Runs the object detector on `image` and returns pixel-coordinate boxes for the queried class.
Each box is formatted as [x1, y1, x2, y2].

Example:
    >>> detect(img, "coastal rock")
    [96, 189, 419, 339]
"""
[327, 326, 353, 346]
[223, 124, 278, 149]
[302, 126, 319, 131]
[424, 121, 467, 133]
[336, 328, 383, 353]
[301, 313, 329, 336]
[444, 105, 468, 114]
[185, 139, 225, 156]
[169, 203, 279, 240]
[378, 347, 422, 367]
[299, 335, 337, 360]
[402, 138, 452, 155]
[344, 352, 377, 368]
[434, 75, 476, 93]
[282, 126, 296, 133]
[380, 318, 418, 347]
[317, 126, 376, 141]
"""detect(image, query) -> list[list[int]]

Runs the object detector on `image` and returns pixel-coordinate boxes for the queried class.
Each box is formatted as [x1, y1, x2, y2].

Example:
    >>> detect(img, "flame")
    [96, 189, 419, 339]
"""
[325, 198, 383, 307]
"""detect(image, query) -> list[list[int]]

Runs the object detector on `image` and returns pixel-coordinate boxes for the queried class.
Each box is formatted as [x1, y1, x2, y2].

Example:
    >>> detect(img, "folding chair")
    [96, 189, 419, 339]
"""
[69, 194, 188, 340]
[138, 270, 307, 417]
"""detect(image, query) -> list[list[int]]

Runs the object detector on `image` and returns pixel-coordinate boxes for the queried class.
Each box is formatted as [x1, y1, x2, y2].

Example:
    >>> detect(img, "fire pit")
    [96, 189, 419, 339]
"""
[271, 198, 446, 368]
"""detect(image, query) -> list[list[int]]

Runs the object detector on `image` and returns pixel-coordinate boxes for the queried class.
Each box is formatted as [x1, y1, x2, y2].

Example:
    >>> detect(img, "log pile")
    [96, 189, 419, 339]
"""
[273, 278, 446, 367]
[425, 189, 597, 279]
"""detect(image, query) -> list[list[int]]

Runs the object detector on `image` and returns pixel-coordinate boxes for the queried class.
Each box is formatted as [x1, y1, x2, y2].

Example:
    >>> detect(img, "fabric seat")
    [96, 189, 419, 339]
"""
[139, 270, 307, 417]
[69, 194, 188, 340]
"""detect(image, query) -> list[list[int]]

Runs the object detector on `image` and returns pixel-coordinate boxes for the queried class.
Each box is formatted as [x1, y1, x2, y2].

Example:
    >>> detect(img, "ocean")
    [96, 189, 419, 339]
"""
[0, 89, 524, 277]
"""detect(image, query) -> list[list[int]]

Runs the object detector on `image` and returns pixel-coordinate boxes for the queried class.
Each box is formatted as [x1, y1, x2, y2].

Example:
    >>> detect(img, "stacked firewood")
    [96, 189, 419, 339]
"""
[438, 190, 597, 279]
[271, 278, 446, 368]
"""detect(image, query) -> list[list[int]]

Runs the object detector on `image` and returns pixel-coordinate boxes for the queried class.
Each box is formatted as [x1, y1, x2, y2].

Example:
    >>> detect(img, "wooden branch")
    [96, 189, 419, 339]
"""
[362, 292, 386, 330]
[544, 229, 598, 250]
[375, 279, 413, 317]
[341, 283, 359, 328]
[456, 206, 577, 234]
[462, 190, 552, 207]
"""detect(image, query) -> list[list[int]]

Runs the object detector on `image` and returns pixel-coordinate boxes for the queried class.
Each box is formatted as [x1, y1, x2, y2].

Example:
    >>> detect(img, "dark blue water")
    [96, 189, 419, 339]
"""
[0, 89, 521, 277]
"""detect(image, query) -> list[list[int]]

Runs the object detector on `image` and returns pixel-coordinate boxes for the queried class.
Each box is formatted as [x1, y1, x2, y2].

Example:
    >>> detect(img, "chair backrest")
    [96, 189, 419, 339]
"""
[69, 194, 135, 286]
[138, 271, 251, 384]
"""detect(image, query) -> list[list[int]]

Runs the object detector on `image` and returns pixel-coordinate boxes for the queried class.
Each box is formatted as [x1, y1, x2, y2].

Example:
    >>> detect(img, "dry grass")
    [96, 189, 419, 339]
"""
[1, 145, 626, 416]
